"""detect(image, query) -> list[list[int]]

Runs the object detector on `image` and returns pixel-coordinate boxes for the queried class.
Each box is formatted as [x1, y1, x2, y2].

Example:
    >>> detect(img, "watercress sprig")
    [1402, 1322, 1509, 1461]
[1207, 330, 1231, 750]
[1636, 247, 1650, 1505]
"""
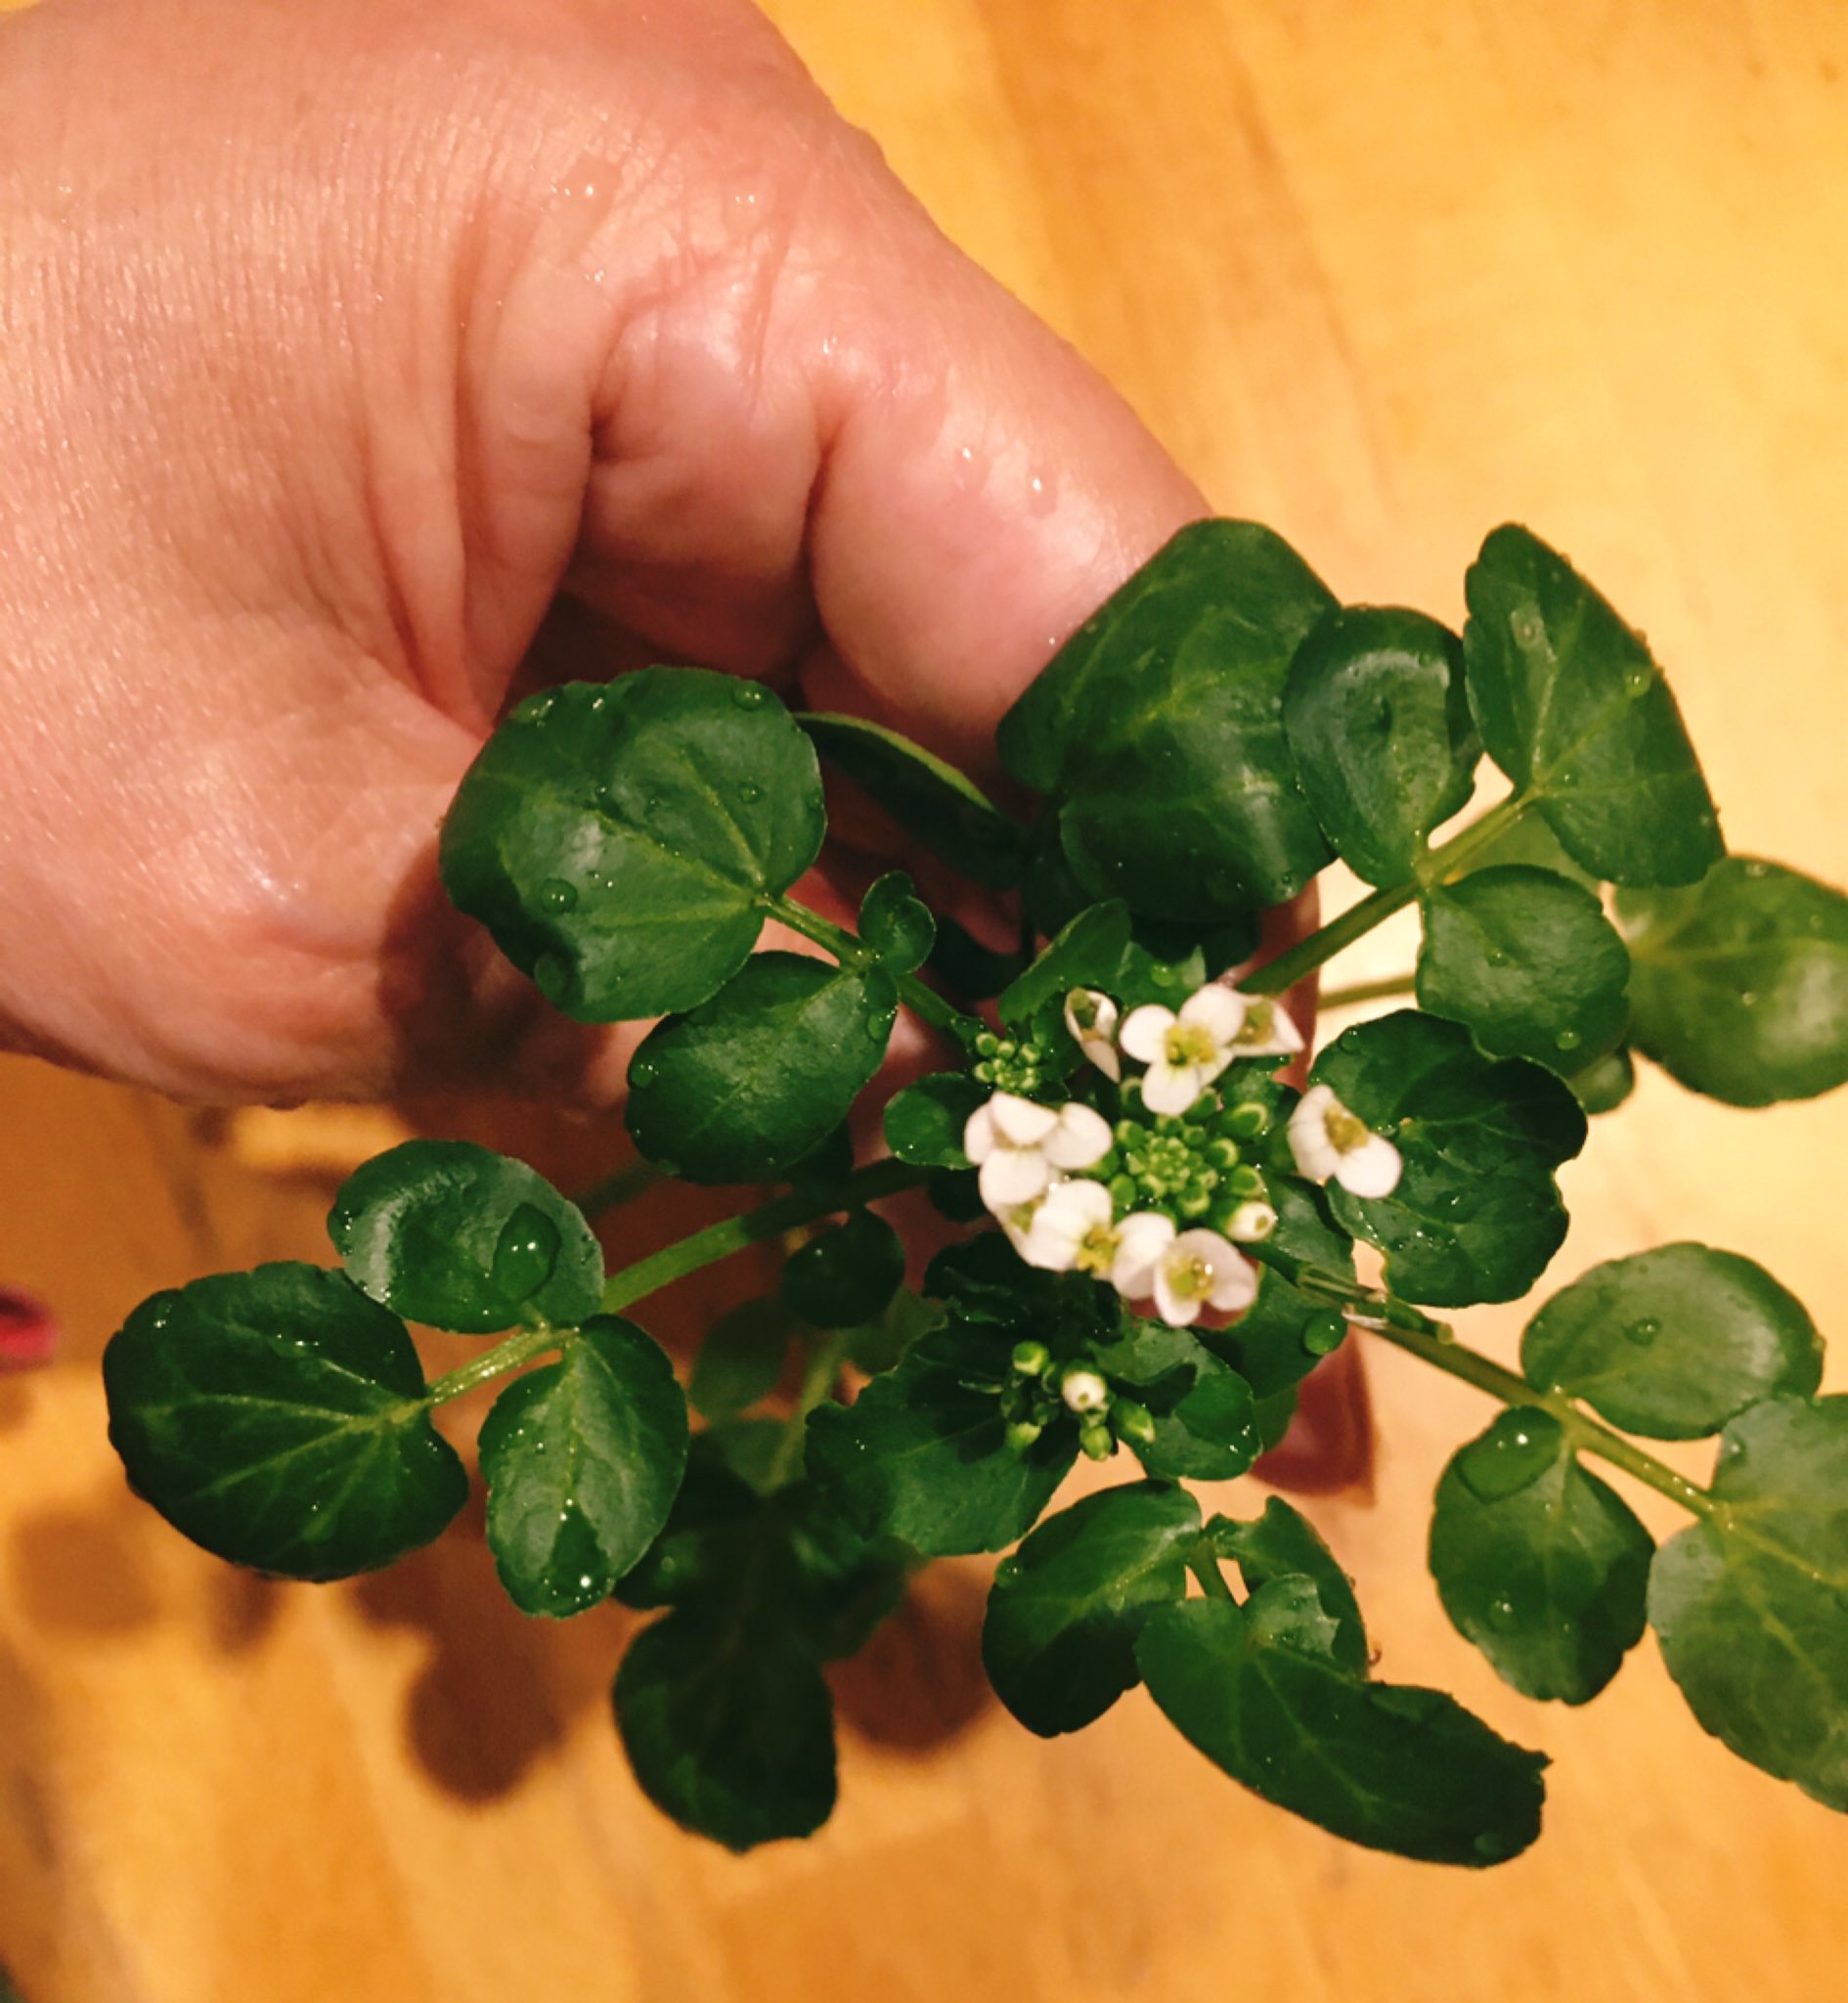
[102, 519, 1848, 1859]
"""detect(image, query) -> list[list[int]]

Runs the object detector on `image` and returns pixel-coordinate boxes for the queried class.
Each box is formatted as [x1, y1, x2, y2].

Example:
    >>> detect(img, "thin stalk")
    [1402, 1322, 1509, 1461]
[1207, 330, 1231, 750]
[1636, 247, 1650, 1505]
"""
[769, 894, 976, 1045]
[599, 1156, 933, 1315]
[573, 1158, 665, 1219]
[426, 1321, 563, 1405]
[766, 1328, 855, 1489]
[1318, 972, 1418, 1010]
[1189, 1547, 1236, 1601]
[1244, 795, 1531, 998]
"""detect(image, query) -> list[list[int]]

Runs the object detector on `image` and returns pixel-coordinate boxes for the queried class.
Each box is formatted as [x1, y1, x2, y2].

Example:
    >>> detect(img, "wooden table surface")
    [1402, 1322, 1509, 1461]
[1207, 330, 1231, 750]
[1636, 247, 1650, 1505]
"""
[4, 3, 1847, 1998]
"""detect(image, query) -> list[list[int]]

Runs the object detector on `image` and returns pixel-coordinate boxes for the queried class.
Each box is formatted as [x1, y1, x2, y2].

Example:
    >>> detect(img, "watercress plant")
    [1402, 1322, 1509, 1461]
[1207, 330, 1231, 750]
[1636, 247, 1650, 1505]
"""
[103, 521, 1848, 1859]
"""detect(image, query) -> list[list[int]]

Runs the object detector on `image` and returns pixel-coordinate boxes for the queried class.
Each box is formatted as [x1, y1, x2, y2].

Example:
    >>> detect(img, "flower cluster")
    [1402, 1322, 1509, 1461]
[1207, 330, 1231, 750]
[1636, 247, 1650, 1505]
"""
[963, 978, 1403, 1327]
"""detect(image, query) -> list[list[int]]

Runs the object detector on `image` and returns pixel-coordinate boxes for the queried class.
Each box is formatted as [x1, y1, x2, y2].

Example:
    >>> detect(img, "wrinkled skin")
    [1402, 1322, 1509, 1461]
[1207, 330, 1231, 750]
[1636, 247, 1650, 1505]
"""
[0, 0, 1210, 1102]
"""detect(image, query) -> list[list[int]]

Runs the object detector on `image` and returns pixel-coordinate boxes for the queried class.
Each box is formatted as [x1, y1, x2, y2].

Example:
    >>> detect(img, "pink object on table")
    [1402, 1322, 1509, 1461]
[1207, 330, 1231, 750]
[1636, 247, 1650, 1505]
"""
[0, 1288, 59, 1370]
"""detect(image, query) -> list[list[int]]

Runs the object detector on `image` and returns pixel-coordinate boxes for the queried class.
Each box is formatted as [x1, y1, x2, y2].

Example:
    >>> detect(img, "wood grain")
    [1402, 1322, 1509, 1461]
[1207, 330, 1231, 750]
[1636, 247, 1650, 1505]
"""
[4, 2, 1846, 1996]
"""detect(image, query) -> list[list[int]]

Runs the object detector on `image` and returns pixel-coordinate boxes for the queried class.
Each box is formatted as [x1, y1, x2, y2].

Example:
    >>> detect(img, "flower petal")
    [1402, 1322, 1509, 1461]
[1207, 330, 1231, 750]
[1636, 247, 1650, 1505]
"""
[979, 1148, 1051, 1211]
[1044, 1178, 1114, 1230]
[1226, 1200, 1278, 1244]
[1119, 1004, 1177, 1063]
[1140, 1061, 1202, 1116]
[1044, 1101, 1114, 1168]
[989, 1091, 1060, 1147]
[1112, 1211, 1176, 1297]
[962, 1102, 997, 1164]
[1336, 1134, 1403, 1200]
[1151, 1264, 1203, 1327]
[1288, 1087, 1342, 1182]
[1238, 998, 1305, 1056]
[1178, 984, 1246, 1044]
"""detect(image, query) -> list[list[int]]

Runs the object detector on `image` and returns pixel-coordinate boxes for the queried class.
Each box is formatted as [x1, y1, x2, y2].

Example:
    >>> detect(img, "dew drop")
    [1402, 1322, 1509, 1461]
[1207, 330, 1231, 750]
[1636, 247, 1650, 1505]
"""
[1485, 1596, 1518, 1633]
[1486, 948, 1513, 968]
[1740, 990, 1759, 1009]
[1455, 1407, 1564, 1500]
[1510, 608, 1545, 649]
[144, 1290, 182, 1332]
[1741, 860, 1769, 878]
[518, 690, 556, 724]
[731, 684, 768, 709]
[1554, 1027, 1582, 1052]
[538, 877, 578, 913]
[864, 1015, 891, 1041]
[629, 1058, 658, 1088]
[1624, 1315, 1661, 1348]
[1301, 1311, 1347, 1357]
[738, 781, 764, 804]
[1622, 662, 1653, 697]
[490, 1204, 561, 1305]
[532, 954, 573, 1005]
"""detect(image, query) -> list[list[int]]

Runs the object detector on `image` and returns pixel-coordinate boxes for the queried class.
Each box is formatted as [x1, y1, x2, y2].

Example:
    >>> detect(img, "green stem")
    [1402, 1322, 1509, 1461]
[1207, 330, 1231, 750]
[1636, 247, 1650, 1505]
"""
[769, 894, 977, 1045]
[1189, 1546, 1236, 1601]
[1318, 972, 1419, 1009]
[599, 1156, 933, 1316]
[1251, 1245, 1718, 1520]
[767, 1328, 856, 1489]
[1244, 795, 1531, 998]
[573, 1158, 665, 1219]
[426, 1321, 564, 1405]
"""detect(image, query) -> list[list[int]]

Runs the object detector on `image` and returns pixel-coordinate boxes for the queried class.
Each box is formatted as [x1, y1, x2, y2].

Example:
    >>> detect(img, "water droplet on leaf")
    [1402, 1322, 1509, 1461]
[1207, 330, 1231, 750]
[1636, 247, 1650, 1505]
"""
[1554, 1028, 1582, 1052]
[738, 781, 764, 804]
[731, 684, 768, 709]
[1485, 1596, 1518, 1632]
[630, 1057, 658, 1088]
[490, 1204, 561, 1305]
[1455, 1408, 1563, 1500]
[538, 878, 578, 913]
[1301, 1311, 1347, 1357]
[532, 954, 573, 1005]
[1623, 1315, 1661, 1348]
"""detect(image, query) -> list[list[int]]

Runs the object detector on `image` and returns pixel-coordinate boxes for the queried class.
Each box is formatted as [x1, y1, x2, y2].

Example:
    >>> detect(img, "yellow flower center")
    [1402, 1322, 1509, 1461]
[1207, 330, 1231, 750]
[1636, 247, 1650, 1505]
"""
[1165, 1023, 1218, 1067]
[1077, 1224, 1119, 1274]
[1234, 1000, 1275, 1046]
[1167, 1254, 1215, 1301]
[1326, 1106, 1371, 1153]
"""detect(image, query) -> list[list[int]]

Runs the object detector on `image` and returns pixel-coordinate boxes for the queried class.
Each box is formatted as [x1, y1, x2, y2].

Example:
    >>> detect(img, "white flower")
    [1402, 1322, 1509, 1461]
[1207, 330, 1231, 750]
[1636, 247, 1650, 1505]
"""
[1062, 987, 1122, 1082]
[963, 1091, 1114, 1214]
[1226, 993, 1304, 1058]
[1146, 1228, 1258, 1328]
[1225, 1200, 1278, 1243]
[1018, 1178, 1122, 1274]
[1119, 986, 1247, 1114]
[1288, 1085, 1403, 1199]
[1109, 1210, 1178, 1300]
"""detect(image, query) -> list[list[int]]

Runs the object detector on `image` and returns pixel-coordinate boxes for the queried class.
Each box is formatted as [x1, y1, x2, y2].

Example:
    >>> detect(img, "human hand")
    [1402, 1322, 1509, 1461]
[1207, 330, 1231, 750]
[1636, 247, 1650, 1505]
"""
[0, 0, 1205, 1101]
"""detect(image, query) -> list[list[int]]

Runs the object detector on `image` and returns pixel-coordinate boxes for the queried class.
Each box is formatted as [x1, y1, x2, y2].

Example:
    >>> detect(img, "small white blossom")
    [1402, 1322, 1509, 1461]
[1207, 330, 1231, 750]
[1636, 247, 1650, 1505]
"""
[1288, 1085, 1403, 1199]
[1227, 993, 1304, 1058]
[1060, 1365, 1111, 1414]
[1119, 986, 1247, 1114]
[1062, 987, 1122, 1082]
[963, 1091, 1114, 1213]
[1109, 1210, 1178, 1301]
[1225, 1200, 1278, 1243]
[1148, 1228, 1258, 1328]
[1018, 1178, 1122, 1274]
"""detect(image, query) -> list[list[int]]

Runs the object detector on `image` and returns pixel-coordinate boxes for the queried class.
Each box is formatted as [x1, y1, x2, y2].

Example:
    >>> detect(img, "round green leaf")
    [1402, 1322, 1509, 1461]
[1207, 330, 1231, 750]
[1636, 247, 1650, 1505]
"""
[1462, 525, 1722, 887]
[1311, 1011, 1586, 1307]
[857, 870, 935, 975]
[103, 1264, 466, 1580]
[799, 711, 1027, 888]
[1650, 1396, 1848, 1809]
[1213, 1496, 1370, 1675]
[1520, 1243, 1823, 1440]
[689, 1298, 795, 1419]
[781, 1210, 904, 1329]
[477, 1317, 689, 1617]
[329, 1139, 604, 1334]
[1092, 1322, 1261, 1482]
[983, 1482, 1200, 1737]
[1568, 1046, 1635, 1115]
[1618, 856, 1848, 1105]
[1430, 1410, 1652, 1704]
[615, 1606, 837, 1849]
[1282, 604, 1479, 886]
[438, 670, 825, 1022]
[1418, 864, 1631, 1072]
[998, 520, 1336, 916]
[883, 1073, 986, 1168]
[626, 953, 898, 1184]
[1135, 1584, 1547, 1865]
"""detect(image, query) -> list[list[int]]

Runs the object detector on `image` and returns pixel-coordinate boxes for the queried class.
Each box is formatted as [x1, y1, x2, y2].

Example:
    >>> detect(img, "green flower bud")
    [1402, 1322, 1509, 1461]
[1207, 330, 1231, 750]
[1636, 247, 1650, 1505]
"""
[1006, 1418, 1046, 1453]
[1011, 1339, 1052, 1378]
[1205, 1136, 1242, 1170]
[1079, 1420, 1117, 1462]
[1225, 1100, 1270, 1138]
[975, 1031, 1000, 1058]
[1110, 1398, 1158, 1446]
[1228, 1164, 1265, 1198]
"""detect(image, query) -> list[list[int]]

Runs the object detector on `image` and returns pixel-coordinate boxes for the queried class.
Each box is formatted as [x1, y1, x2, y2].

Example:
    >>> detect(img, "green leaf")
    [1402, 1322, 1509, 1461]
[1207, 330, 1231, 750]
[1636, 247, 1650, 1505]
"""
[1311, 1011, 1586, 1307]
[1281, 605, 1479, 886]
[1430, 1409, 1651, 1703]
[1520, 1243, 1824, 1440]
[1201, 1179, 1354, 1396]
[983, 1482, 1200, 1736]
[328, 1139, 604, 1335]
[1213, 1497, 1369, 1675]
[1094, 1322, 1262, 1482]
[1456, 810, 1601, 891]
[806, 1323, 1078, 1556]
[1650, 1396, 1848, 1808]
[883, 1073, 987, 1168]
[626, 953, 898, 1183]
[1568, 1046, 1635, 1115]
[614, 1604, 836, 1850]
[997, 900, 1133, 1030]
[688, 1298, 795, 1419]
[1136, 1584, 1547, 1864]
[799, 710, 1027, 888]
[1462, 525, 1722, 887]
[103, 1264, 466, 1580]
[438, 671, 825, 1021]
[781, 1210, 904, 1329]
[1618, 856, 1848, 1106]
[614, 1450, 763, 1610]
[845, 1286, 942, 1377]
[477, 1318, 688, 1617]
[857, 870, 935, 976]
[998, 519, 1337, 916]
[1417, 865, 1631, 1072]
